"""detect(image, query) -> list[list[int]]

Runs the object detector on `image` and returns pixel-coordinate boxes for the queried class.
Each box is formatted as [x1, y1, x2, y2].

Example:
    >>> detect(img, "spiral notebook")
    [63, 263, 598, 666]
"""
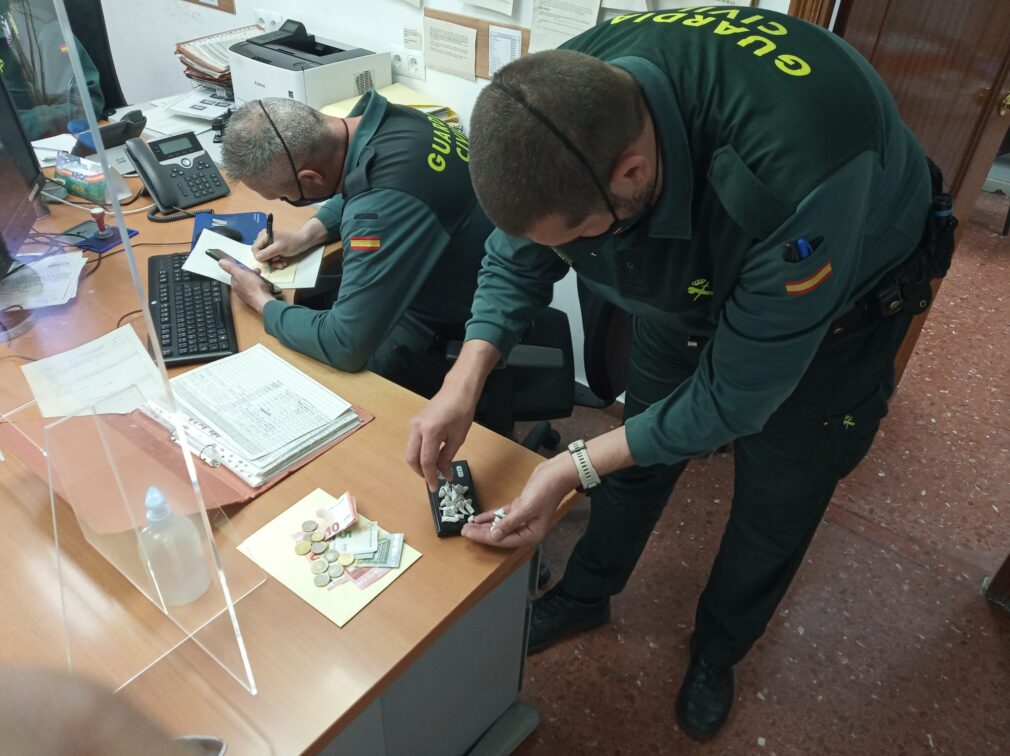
[143, 345, 364, 487]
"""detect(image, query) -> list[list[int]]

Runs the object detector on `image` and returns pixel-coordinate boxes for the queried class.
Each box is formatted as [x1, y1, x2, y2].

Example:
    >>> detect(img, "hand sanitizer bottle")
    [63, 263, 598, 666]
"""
[138, 486, 212, 606]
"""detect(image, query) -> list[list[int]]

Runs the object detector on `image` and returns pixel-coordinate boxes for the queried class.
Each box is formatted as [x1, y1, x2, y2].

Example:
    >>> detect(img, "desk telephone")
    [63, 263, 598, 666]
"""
[126, 132, 229, 222]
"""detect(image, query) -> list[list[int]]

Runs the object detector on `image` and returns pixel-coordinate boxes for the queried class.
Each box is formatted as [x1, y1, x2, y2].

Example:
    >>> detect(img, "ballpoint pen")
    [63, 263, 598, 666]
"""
[266, 212, 274, 247]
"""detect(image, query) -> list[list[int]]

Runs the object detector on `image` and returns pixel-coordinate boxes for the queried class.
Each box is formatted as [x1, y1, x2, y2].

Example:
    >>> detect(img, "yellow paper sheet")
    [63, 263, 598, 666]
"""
[321, 83, 458, 122]
[237, 489, 421, 627]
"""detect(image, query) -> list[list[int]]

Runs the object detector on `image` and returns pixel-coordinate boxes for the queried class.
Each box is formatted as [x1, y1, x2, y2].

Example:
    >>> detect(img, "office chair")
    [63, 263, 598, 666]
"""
[65, 0, 127, 116]
[575, 277, 631, 409]
[454, 307, 575, 452]
[459, 282, 631, 453]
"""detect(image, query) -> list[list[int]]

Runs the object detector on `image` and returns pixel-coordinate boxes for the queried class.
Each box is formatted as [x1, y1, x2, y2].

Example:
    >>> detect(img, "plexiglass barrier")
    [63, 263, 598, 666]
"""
[0, 0, 265, 734]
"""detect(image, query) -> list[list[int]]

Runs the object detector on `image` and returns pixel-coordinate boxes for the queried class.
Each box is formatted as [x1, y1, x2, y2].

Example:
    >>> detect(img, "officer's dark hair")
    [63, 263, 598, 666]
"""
[469, 50, 646, 236]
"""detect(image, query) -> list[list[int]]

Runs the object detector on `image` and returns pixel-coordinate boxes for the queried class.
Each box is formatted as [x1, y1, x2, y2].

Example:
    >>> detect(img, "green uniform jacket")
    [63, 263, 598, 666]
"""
[263, 92, 490, 373]
[0, 2, 104, 139]
[465, 8, 931, 468]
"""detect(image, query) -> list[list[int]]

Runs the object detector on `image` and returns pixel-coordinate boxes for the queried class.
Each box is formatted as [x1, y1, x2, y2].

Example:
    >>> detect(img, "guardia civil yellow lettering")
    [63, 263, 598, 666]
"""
[610, 10, 811, 77]
[427, 115, 469, 172]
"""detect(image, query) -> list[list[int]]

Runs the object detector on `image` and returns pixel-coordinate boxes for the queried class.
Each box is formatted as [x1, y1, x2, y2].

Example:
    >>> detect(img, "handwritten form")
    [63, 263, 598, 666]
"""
[530, 0, 603, 53]
[182, 229, 322, 289]
[22, 325, 166, 418]
[169, 344, 352, 462]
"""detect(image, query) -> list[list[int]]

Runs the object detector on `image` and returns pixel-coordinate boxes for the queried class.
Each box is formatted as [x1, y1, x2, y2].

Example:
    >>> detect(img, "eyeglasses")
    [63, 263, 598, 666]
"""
[258, 100, 317, 207]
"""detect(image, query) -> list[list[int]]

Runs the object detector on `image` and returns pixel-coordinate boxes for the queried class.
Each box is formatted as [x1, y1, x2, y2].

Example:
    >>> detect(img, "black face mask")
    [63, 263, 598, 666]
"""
[258, 101, 347, 207]
[557, 197, 654, 258]
[489, 81, 659, 259]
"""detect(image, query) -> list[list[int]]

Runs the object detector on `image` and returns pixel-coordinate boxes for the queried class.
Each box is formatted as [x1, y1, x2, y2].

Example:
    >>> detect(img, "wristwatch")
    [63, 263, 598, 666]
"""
[567, 439, 601, 491]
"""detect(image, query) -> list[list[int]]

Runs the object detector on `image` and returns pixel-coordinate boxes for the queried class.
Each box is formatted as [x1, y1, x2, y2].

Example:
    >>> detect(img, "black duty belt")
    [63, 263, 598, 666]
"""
[824, 157, 958, 343]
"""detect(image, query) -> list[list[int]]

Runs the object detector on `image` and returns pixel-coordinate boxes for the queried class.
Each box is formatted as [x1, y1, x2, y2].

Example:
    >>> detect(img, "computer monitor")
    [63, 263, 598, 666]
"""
[0, 75, 46, 279]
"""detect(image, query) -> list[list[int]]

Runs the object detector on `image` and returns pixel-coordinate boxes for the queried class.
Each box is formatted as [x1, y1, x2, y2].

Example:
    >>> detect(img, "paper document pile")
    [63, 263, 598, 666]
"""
[175, 25, 262, 86]
[167, 84, 235, 122]
[0, 253, 88, 311]
[145, 345, 362, 487]
[238, 489, 422, 627]
[322, 83, 460, 126]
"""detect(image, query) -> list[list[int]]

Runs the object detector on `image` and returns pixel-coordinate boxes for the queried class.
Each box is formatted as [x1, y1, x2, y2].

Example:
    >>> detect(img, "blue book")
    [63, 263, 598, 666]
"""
[191, 211, 268, 247]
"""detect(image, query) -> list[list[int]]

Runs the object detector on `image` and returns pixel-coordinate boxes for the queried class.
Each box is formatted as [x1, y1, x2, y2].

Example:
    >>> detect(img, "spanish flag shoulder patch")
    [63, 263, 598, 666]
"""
[349, 236, 381, 252]
[785, 261, 833, 296]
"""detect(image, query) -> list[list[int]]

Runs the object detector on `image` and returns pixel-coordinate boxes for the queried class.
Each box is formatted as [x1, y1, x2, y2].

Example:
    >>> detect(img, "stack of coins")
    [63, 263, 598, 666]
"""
[295, 519, 356, 588]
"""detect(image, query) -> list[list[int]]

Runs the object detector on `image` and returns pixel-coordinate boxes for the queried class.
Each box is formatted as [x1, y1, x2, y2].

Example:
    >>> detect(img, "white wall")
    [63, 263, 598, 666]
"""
[100, 0, 794, 385]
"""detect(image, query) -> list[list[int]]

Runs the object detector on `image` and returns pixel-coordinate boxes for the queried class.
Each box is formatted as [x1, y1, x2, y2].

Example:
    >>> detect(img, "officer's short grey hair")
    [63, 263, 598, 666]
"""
[220, 98, 332, 182]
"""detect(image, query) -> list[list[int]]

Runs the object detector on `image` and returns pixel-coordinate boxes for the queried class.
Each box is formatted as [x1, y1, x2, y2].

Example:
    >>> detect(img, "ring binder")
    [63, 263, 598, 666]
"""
[141, 346, 367, 488]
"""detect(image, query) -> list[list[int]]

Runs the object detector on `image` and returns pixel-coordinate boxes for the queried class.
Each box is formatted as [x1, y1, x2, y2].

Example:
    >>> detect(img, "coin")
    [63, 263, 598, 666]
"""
[337, 552, 355, 567]
[294, 541, 311, 556]
[328, 564, 344, 579]
[324, 550, 338, 562]
[310, 542, 327, 555]
[301, 520, 318, 533]
[313, 574, 331, 588]
[310, 531, 326, 542]
[310, 559, 329, 574]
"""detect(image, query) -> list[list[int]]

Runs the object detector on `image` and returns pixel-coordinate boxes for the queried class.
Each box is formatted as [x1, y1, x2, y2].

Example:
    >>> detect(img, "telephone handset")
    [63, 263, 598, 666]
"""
[125, 132, 229, 222]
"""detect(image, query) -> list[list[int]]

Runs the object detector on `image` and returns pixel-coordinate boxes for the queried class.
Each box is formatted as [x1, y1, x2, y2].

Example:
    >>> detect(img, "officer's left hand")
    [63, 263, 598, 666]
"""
[218, 258, 277, 315]
[461, 456, 578, 548]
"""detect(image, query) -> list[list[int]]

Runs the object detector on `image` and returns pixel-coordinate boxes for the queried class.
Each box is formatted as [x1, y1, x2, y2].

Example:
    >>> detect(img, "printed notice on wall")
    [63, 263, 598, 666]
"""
[529, 0, 602, 53]
[488, 25, 523, 75]
[468, 0, 516, 16]
[601, 0, 648, 10]
[424, 17, 478, 81]
[404, 27, 423, 51]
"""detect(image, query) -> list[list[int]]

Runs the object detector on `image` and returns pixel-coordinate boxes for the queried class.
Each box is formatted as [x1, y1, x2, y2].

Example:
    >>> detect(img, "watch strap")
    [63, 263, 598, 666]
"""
[567, 439, 601, 490]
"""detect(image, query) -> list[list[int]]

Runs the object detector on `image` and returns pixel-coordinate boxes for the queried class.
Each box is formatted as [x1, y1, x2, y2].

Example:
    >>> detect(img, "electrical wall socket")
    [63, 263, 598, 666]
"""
[391, 46, 426, 81]
[406, 51, 426, 81]
[254, 8, 284, 30]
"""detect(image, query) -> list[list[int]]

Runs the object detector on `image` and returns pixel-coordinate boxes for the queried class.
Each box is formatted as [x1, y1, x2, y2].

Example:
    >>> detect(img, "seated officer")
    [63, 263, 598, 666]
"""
[406, 8, 952, 742]
[218, 95, 490, 398]
[0, 0, 105, 139]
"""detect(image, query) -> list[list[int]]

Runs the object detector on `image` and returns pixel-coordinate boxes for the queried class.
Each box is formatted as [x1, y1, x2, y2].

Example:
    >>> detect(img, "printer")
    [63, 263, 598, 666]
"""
[229, 20, 391, 110]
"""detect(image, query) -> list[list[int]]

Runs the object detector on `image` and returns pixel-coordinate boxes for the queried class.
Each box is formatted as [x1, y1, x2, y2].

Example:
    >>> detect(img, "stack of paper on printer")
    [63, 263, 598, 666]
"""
[144, 344, 361, 487]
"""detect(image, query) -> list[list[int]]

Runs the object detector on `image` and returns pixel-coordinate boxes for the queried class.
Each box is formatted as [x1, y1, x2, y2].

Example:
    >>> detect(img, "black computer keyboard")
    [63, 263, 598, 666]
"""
[148, 253, 238, 366]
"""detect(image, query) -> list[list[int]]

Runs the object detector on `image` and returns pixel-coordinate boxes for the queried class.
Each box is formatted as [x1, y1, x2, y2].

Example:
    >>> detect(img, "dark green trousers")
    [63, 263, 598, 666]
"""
[560, 310, 914, 667]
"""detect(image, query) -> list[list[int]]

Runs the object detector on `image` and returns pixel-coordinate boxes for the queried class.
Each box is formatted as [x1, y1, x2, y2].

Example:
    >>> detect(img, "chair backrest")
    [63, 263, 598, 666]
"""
[577, 277, 631, 406]
[65, 0, 127, 115]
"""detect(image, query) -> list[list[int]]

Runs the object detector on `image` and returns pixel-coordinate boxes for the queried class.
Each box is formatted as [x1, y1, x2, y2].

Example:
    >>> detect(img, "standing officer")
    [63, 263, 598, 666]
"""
[219, 94, 489, 398]
[406, 8, 953, 740]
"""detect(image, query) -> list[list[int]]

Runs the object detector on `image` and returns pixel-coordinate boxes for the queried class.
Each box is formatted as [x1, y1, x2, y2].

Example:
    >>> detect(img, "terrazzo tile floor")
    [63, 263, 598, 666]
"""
[511, 190, 1010, 755]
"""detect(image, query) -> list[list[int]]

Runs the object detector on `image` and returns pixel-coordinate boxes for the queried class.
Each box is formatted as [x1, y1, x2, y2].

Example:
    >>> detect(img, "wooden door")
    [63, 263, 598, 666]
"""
[833, 0, 1010, 377]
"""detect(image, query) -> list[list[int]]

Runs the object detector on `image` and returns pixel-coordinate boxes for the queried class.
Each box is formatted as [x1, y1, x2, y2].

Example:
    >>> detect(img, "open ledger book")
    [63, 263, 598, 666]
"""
[143, 345, 362, 487]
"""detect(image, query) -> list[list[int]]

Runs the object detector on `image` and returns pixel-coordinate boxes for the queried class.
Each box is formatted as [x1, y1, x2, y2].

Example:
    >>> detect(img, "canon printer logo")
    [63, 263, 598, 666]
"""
[254, 80, 266, 88]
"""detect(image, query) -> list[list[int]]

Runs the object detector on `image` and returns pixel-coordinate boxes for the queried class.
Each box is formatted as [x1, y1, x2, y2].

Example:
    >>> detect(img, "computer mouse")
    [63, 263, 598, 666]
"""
[211, 226, 243, 242]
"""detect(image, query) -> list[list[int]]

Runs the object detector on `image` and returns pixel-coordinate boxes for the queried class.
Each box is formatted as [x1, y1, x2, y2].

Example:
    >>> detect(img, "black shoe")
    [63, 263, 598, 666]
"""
[527, 585, 610, 655]
[537, 560, 551, 589]
[675, 654, 735, 741]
